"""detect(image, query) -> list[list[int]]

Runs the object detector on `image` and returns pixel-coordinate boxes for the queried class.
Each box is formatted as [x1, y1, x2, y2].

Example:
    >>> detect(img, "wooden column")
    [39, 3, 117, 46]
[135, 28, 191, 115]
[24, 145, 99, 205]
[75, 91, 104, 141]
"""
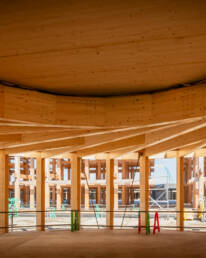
[97, 185, 101, 204]
[198, 156, 204, 205]
[56, 158, 62, 210]
[140, 154, 149, 230]
[97, 160, 101, 180]
[122, 161, 126, 179]
[114, 159, 119, 210]
[71, 154, 81, 223]
[0, 151, 9, 233]
[122, 185, 126, 205]
[56, 185, 61, 210]
[84, 159, 89, 209]
[56, 159, 61, 180]
[14, 156, 20, 209]
[106, 157, 114, 229]
[176, 155, 184, 231]
[30, 158, 35, 209]
[192, 155, 199, 209]
[45, 158, 50, 210]
[36, 153, 45, 232]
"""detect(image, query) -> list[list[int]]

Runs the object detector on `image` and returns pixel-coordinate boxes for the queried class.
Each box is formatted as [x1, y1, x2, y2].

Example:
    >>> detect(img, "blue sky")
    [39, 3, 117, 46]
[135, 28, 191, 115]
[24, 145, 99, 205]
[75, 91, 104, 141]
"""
[153, 158, 176, 184]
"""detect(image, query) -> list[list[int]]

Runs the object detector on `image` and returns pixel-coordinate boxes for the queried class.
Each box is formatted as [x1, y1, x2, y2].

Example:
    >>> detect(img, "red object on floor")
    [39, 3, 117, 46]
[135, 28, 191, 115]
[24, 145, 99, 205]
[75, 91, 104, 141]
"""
[153, 212, 160, 234]
[138, 212, 141, 234]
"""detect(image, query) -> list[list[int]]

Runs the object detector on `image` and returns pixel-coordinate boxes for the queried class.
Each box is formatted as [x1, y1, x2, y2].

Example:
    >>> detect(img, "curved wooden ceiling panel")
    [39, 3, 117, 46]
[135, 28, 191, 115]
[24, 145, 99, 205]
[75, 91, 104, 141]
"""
[0, 0, 206, 96]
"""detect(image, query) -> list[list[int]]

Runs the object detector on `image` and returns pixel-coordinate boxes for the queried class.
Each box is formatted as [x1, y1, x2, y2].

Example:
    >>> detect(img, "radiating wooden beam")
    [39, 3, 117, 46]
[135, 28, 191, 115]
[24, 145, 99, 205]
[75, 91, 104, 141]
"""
[165, 141, 206, 158]
[145, 119, 206, 146]
[5, 137, 85, 153]
[145, 126, 206, 156]
[77, 135, 145, 157]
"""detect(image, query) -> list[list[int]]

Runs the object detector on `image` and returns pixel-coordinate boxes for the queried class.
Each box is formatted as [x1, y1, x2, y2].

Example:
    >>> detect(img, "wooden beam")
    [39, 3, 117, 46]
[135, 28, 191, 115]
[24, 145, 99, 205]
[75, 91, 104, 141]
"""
[105, 119, 206, 157]
[145, 119, 206, 146]
[3, 125, 163, 153]
[1, 84, 206, 128]
[145, 126, 206, 156]
[194, 148, 206, 157]
[94, 152, 139, 160]
[165, 141, 206, 158]
[5, 137, 85, 153]
[0, 84, 104, 128]
[0, 151, 9, 233]
[77, 135, 145, 157]
[3, 127, 148, 149]
[2, 124, 173, 151]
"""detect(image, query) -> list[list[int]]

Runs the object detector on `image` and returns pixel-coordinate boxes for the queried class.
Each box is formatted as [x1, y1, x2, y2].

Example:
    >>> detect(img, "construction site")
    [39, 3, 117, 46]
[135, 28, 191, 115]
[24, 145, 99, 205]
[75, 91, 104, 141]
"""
[6, 156, 206, 232]
[0, 0, 206, 257]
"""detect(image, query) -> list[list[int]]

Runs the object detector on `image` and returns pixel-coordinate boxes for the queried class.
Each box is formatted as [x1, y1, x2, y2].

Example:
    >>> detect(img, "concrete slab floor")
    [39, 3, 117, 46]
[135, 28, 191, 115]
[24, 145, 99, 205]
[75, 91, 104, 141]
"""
[0, 230, 205, 258]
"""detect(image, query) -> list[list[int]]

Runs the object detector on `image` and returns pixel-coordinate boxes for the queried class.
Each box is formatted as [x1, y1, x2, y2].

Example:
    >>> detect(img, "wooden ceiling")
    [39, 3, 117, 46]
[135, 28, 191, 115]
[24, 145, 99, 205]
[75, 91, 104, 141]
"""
[0, 84, 206, 158]
[0, 1, 206, 159]
[0, 0, 206, 96]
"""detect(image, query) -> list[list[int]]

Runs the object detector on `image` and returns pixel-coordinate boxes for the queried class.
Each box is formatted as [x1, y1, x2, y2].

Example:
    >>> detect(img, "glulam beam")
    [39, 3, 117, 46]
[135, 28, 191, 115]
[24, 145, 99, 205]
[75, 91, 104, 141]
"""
[145, 126, 206, 156]
[1, 84, 206, 129]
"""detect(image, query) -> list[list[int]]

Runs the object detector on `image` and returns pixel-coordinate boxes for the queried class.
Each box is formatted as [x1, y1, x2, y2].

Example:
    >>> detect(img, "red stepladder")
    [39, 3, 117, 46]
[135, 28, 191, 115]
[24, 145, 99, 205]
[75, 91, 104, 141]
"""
[153, 212, 160, 234]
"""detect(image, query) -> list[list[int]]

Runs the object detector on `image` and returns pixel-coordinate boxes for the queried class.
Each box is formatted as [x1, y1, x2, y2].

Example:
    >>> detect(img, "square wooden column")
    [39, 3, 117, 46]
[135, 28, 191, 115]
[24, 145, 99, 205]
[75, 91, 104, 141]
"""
[56, 185, 62, 210]
[36, 153, 45, 231]
[198, 156, 205, 205]
[122, 185, 126, 205]
[140, 154, 149, 229]
[0, 151, 9, 233]
[30, 158, 35, 209]
[97, 185, 101, 204]
[84, 159, 89, 209]
[71, 154, 81, 223]
[176, 155, 184, 231]
[14, 156, 20, 209]
[45, 158, 50, 210]
[106, 157, 114, 229]
[97, 160, 101, 180]
[192, 155, 199, 208]
[114, 159, 119, 210]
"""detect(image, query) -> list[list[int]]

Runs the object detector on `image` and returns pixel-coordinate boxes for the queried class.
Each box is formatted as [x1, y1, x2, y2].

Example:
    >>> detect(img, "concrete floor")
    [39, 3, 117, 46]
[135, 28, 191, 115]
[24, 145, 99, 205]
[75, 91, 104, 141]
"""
[0, 230, 205, 258]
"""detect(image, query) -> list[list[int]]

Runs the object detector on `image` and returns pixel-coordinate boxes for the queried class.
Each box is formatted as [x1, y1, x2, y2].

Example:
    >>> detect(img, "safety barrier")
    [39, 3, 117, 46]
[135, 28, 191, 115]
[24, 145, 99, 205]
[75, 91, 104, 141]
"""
[0, 209, 206, 232]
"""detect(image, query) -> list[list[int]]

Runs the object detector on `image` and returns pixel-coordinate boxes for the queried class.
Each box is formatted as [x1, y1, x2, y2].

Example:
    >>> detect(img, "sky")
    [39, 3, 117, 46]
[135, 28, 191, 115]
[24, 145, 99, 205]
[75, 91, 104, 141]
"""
[152, 158, 176, 185]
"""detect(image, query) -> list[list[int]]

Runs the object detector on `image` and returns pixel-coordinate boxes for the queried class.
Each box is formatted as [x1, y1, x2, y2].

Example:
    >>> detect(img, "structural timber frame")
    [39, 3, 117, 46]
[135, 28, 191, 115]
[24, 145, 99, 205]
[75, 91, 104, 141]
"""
[1, 83, 206, 233]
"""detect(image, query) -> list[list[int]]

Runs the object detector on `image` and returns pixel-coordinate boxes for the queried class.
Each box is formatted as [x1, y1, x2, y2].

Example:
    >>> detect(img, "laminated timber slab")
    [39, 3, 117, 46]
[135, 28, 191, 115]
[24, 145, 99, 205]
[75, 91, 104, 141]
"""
[0, 84, 206, 128]
[0, 0, 206, 97]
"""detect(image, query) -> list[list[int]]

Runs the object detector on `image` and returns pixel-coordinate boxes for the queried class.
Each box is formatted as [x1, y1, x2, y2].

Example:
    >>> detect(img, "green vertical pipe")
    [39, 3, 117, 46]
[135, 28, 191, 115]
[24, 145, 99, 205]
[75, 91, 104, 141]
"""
[146, 212, 150, 235]
[71, 211, 74, 232]
[75, 210, 80, 231]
